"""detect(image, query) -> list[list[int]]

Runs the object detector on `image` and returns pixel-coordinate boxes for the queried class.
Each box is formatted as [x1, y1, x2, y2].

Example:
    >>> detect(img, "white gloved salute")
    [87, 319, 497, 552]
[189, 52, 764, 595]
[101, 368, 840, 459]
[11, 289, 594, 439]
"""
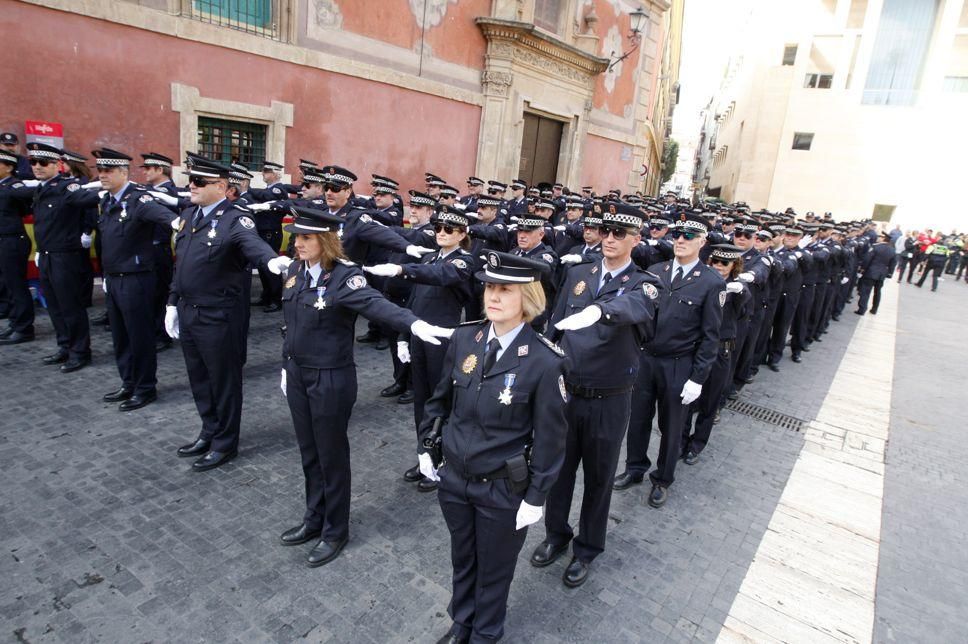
[148, 190, 179, 206]
[280, 369, 287, 396]
[20, 179, 40, 188]
[410, 320, 453, 345]
[170, 217, 181, 230]
[725, 281, 744, 294]
[406, 245, 435, 258]
[553, 225, 567, 232]
[266, 256, 293, 275]
[680, 379, 702, 405]
[363, 263, 403, 277]
[101, 278, 107, 294]
[34, 252, 40, 265]
[418, 452, 439, 481]
[80, 233, 92, 249]
[554, 305, 602, 331]
[515, 501, 543, 530]
[164, 305, 179, 340]
[840, 277, 850, 284]
[737, 272, 755, 283]
[397, 341, 411, 364]
[247, 201, 274, 211]
[559, 254, 583, 265]
[80, 181, 102, 190]
[646, 238, 659, 246]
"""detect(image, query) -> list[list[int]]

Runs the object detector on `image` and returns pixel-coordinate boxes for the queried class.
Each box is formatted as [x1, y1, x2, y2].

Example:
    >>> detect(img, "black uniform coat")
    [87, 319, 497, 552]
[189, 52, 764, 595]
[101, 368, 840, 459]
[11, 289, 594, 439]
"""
[96, 185, 176, 274]
[860, 242, 898, 281]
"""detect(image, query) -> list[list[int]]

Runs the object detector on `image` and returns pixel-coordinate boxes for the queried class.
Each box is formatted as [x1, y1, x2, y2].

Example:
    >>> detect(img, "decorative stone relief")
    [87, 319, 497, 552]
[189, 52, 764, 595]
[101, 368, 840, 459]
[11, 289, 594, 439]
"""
[601, 25, 623, 93]
[512, 47, 588, 83]
[482, 70, 513, 97]
[310, 0, 343, 30]
[410, 0, 458, 29]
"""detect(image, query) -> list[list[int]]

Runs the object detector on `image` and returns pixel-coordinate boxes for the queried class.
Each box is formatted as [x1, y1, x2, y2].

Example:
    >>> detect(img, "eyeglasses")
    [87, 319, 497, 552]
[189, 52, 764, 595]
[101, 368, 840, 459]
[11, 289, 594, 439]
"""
[434, 224, 462, 235]
[324, 183, 345, 193]
[601, 226, 629, 240]
[710, 257, 733, 266]
[29, 159, 53, 167]
[671, 230, 700, 241]
[733, 231, 754, 239]
[189, 176, 218, 187]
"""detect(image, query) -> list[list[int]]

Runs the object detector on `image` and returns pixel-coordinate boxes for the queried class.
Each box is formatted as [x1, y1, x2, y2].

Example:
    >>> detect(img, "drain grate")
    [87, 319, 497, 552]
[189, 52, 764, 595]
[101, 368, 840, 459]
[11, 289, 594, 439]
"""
[724, 400, 806, 431]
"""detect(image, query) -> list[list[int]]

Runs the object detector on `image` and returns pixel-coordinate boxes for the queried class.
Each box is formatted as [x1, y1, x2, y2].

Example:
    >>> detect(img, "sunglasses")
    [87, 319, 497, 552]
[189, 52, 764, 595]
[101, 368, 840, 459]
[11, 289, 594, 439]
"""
[733, 231, 754, 239]
[433, 224, 463, 234]
[649, 224, 667, 231]
[301, 182, 315, 189]
[324, 183, 346, 193]
[601, 226, 629, 240]
[583, 224, 601, 232]
[710, 257, 733, 266]
[29, 159, 53, 167]
[672, 230, 699, 241]
[189, 176, 218, 187]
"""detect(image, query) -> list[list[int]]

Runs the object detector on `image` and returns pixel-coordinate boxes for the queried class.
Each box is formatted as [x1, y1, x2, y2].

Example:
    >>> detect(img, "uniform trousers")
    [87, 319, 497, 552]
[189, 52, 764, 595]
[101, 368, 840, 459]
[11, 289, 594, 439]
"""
[916, 262, 945, 290]
[0, 234, 33, 333]
[152, 243, 174, 342]
[808, 282, 827, 340]
[683, 343, 732, 454]
[177, 302, 245, 453]
[39, 251, 90, 360]
[438, 465, 526, 643]
[626, 353, 693, 487]
[733, 306, 765, 385]
[753, 296, 781, 369]
[411, 338, 450, 441]
[285, 362, 357, 542]
[384, 291, 411, 388]
[855, 278, 884, 314]
[767, 289, 801, 366]
[791, 284, 815, 354]
[544, 390, 631, 562]
[106, 272, 157, 396]
[256, 230, 283, 304]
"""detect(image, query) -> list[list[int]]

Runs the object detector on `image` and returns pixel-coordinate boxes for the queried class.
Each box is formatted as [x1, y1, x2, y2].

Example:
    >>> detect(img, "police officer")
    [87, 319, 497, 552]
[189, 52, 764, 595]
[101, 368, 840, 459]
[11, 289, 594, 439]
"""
[506, 179, 528, 219]
[616, 211, 725, 508]
[729, 217, 770, 392]
[791, 224, 820, 363]
[855, 231, 896, 314]
[916, 237, 949, 291]
[766, 225, 807, 371]
[0, 132, 33, 179]
[531, 202, 658, 587]
[89, 148, 178, 410]
[512, 214, 559, 330]
[165, 156, 294, 471]
[0, 150, 36, 344]
[277, 206, 450, 566]
[139, 152, 181, 351]
[461, 176, 485, 210]
[356, 175, 405, 348]
[417, 250, 567, 643]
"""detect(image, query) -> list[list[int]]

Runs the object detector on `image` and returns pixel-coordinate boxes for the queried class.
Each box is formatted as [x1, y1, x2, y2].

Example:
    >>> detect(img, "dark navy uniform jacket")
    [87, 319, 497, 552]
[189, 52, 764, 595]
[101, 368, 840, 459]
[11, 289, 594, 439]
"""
[147, 180, 183, 243]
[740, 247, 771, 309]
[418, 320, 568, 506]
[468, 222, 513, 253]
[245, 183, 288, 233]
[0, 176, 32, 235]
[282, 259, 417, 369]
[168, 199, 277, 307]
[401, 248, 476, 327]
[96, 185, 175, 274]
[31, 175, 91, 252]
[383, 222, 438, 299]
[550, 260, 659, 390]
[644, 260, 725, 385]
[720, 281, 752, 341]
[775, 246, 807, 292]
[860, 242, 897, 281]
[805, 241, 830, 285]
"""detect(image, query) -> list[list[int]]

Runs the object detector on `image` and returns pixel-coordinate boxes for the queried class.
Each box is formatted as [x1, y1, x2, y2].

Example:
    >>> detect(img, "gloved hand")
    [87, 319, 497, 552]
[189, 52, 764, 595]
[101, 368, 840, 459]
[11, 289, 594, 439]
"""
[148, 190, 178, 206]
[554, 305, 602, 331]
[509, 216, 519, 222]
[81, 181, 102, 190]
[840, 277, 849, 284]
[726, 282, 744, 293]
[559, 254, 583, 265]
[246, 202, 274, 211]
[553, 225, 567, 232]
[406, 245, 434, 258]
[101, 277, 107, 294]
[267, 256, 293, 275]
[34, 252, 40, 265]
[646, 239, 659, 246]
[410, 320, 453, 345]
[507, 224, 518, 231]
[20, 179, 40, 188]
[164, 305, 179, 340]
[397, 341, 411, 364]
[680, 379, 702, 405]
[515, 501, 543, 530]
[737, 272, 755, 283]
[280, 369, 287, 396]
[798, 236, 812, 248]
[170, 217, 181, 230]
[794, 251, 803, 259]
[80, 233, 92, 249]
[98, 190, 107, 199]
[363, 263, 402, 277]
[417, 452, 439, 481]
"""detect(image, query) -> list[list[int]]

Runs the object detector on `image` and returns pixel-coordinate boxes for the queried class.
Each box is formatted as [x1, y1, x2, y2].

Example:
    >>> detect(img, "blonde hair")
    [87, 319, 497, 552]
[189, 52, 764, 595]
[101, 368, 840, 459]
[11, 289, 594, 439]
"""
[520, 281, 546, 322]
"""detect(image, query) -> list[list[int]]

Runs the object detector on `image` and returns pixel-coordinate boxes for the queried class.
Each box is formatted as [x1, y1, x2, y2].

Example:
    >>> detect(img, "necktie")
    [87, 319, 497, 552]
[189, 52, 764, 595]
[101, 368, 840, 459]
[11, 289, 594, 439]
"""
[598, 272, 613, 295]
[482, 338, 501, 375]
[192, 207, 202, 227]
[672, 266, 684, 288]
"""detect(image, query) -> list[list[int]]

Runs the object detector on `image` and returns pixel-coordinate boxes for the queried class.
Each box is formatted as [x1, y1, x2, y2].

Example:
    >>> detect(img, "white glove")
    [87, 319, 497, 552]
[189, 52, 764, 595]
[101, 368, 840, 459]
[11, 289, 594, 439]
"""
[406, 245, 435, 258]
[515, 501, 543, 530]
[798, 236, 811, 248]
[559, 254, 583, 265]
[410, 320, 453, 345]
[363, 263, 402, 277]
[34, 252, 40, 265]
[554, 305, 602, 331]
[101, 277, 107, 294]
[840, 277, 849, 284]
[247, 202, 274, 211]
[148, 190, 178, 206]
[553, 225, 567, 232]
[170, 218, 181, 230]
[266, 256, 293, 275]
[507, 224, 518, 231]
[80, 233, 92, 249]
[726, 282, 743, 294]
[680, 379, 702, 405]
[98, 190, 107, 199]
[737, 272, 755, 283]
[280, 369, 287, 396]
[647, 239, 659, 246]
[164, 305, 179, 340]
[20, 179, 40, 187]
[510, 216, 519, 222]
[794, 251, 803, 259]
[81, 181, 102, 190]
[418, 452, 439, 481]
[397, 341, 411, 364]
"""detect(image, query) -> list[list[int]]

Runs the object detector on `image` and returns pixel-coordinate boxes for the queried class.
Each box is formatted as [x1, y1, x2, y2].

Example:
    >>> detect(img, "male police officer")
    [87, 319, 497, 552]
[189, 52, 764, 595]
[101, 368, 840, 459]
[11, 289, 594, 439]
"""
[166, 156, 292, 471]
[856, 232, 896, 315]
[140, 152, 181, 351]
[0, 150, 35, 344]
[616, 211, 725, 508]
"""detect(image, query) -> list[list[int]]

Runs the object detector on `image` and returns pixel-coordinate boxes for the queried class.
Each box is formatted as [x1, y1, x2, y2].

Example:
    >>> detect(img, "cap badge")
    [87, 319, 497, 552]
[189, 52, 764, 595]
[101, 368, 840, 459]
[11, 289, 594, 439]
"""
[461, 354, 478, 374]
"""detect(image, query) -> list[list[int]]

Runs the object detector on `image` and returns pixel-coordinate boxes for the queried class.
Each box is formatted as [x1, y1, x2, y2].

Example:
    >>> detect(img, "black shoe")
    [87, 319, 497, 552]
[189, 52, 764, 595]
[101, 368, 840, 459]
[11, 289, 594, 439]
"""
[767, 363, 780, 372]
[612, 471, 644, 491]
[0, 331, 34, 345]
[280, 524, 321, 546]
[102, 387, 133, 403]
[530, 541, 569, 568]
[870, 309, 878, 315]
[119, 392, 157, 411]
[435, 627, 469, 644]
[802, 346, 811, 352]
[374, 338, 389, 351]
[403, 465, 423, 483]
[60, 357, 90, 373]
[713, 411, 721, 424]
[648, 484, 668, 508]
[307, 537, 347, 567]
[356, 331, 379, 343]
[397, 390, 414, 404]
[562, 557, 590, 588]
[726, 390, 739, 402]
[251, 298, 268, 306]
[791, 354, 802, 363]
[854, 309, 865, 315]
[42, 350, 69, 365]
[263, 303, 281, 313]
[0, 327, 13, 339]
[177, 438, 211, 457]
[417, 478, 438, 492]
[91, 313, 110, 326]
[683, 450, 699, 465]
[831, 315, 840, 321]
[155, 339, 172, 352]
[192, 450, 237, 472]
[381, 382, 406, 398]
[741, 376, 754, 385]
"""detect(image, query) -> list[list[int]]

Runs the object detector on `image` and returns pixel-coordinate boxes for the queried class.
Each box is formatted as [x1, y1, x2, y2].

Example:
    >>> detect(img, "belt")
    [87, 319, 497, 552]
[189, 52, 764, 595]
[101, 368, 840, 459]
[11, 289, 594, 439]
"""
[447, 462, 508, 482]
[107, 271, 150, 277]
[640, 347, 695, 359]
[565, 382, 633, 398]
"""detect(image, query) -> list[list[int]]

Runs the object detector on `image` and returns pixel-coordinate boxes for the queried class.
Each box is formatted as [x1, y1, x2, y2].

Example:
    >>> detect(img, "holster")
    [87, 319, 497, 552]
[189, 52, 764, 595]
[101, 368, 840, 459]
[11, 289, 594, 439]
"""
[422, 417, 444, 468]
[505, 453, 530, 495]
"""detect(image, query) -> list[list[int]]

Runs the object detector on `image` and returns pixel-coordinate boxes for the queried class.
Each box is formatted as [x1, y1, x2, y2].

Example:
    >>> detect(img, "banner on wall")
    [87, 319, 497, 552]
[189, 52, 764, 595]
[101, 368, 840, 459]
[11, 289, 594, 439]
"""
[25, 120, 64, 149]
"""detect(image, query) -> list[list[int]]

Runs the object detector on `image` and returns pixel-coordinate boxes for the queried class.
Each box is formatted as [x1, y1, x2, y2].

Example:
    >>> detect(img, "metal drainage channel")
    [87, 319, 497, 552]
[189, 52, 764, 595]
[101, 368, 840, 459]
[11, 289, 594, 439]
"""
[724, 400, 806, 432]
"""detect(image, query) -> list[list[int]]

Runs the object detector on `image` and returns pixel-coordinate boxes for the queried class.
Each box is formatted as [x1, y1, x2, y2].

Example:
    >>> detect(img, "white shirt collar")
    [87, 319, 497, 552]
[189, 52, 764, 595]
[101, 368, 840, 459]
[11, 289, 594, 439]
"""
[672, 257, 700, 276]
[201, 198, 226, 217]
[111, 181, 131, 202]
[305, 261, 323, 287]
[486, 321, 526, 361]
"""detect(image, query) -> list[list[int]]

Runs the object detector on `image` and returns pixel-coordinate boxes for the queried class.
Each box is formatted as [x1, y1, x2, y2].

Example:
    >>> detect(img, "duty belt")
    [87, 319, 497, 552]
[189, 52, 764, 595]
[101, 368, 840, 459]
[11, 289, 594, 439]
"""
[565, 382, 633, 398]
[447, 462, 509, 483]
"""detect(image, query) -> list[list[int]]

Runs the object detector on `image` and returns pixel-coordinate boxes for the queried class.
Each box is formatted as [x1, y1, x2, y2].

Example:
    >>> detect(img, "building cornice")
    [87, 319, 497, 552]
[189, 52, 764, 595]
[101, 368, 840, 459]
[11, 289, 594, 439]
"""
[476, 18, 609, 77]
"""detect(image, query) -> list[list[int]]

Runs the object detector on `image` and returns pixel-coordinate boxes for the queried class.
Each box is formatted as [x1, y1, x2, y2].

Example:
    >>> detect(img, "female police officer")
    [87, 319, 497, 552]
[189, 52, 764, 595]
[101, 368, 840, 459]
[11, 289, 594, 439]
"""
[416, 250, 568, 644]
[277, 206, 452, 567]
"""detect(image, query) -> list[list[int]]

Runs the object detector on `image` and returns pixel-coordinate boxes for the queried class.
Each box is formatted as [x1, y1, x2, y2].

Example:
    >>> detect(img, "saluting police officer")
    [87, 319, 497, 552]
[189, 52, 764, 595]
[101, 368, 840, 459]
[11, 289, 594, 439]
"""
[532, 202, 659, 588]
[616, 211, 725, 508]
[0, 150, 36, 345]
[165, 156, 293, 471]
[512, 214, 559, 330]
[139, 152, 181, 352]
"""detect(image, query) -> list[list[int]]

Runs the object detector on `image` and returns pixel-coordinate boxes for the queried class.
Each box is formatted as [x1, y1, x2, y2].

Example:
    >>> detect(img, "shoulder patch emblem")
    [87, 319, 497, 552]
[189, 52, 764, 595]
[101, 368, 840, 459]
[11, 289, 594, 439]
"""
[285, 275, 297, 289]
[450, 258, 468, 269]
[359, 213, 372, 224]
[67, 183, 80, 192]
[542, 253, 554, 263]
[424, 228, 435, 236]
[719, 291, 727, 307]
[643, 283, 658, 299]
[537, 334, 565, 357]
[139, 194, 153, 204]
[238, 216, 256, 229]
[12, 182, 24, 189]
[346, 275, 367, 290]
[272, 187, 283, 195]
[558, 375, 569, 402]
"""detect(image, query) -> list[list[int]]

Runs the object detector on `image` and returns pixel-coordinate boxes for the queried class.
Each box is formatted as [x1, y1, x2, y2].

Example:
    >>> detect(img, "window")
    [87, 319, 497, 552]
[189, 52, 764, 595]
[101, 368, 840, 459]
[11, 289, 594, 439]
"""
[847, 0, 868, 28]
[782, 45, 798, 66]
[792, 132, 814, 150]
[863, 0, 940, 106]
[872, 204, 896, 222]
[187, 0, 280, 39]
[804, 73, 834, 88]
[197, 117, 267, 170]
[533, 0, 562, 34]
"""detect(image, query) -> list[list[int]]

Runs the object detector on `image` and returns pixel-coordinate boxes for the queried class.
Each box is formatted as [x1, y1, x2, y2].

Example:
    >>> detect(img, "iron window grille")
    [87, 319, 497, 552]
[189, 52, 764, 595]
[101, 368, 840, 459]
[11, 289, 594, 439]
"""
[185, 0, 283, 40]
[197, 117, 267, 170]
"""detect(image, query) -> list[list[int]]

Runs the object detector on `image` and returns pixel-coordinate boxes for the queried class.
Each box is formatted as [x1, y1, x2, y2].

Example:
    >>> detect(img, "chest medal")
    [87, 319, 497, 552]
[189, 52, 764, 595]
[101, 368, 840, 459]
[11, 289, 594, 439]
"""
[314, 286, 327, 310]
[498, 373, 516, 405]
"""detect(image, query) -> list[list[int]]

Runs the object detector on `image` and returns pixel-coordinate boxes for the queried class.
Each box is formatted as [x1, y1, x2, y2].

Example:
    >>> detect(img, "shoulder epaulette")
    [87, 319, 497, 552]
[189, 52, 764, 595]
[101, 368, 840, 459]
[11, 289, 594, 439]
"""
[536, 333, 565, 357]
[459, 319, 487, 327]
[337, 258, 356, 266]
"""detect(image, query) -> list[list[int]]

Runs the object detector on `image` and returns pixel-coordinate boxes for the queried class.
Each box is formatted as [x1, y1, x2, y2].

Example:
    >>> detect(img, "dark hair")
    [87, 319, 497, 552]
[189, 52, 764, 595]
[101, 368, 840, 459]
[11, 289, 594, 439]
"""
[68, 159, 93, 180]
[709, 255, 744, 279]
